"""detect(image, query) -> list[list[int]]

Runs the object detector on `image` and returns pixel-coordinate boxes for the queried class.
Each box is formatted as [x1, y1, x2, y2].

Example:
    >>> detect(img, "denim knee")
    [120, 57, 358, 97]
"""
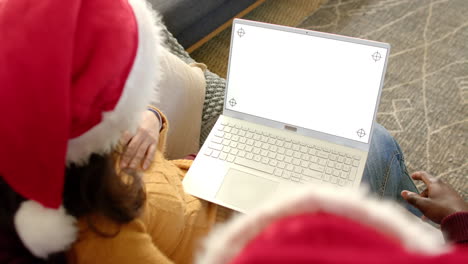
[362, 123, 404, 197]
[370, 124, 398, 156]
[362, 124, 421, 216]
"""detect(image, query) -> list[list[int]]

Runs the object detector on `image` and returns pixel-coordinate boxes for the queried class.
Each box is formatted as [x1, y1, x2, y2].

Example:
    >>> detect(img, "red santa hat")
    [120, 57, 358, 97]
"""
[197, 185, 468, 263]
[0, 0, 163, 258]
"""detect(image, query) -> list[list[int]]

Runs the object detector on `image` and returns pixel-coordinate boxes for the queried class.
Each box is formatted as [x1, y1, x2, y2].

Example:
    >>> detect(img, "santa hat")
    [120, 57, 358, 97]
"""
[197, 185, 468, 263]
[0, 0, 163, 258]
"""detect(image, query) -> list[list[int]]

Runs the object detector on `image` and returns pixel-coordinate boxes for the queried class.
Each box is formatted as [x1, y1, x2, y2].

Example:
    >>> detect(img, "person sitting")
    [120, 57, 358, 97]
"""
[0, 0, 208, 262]
[0, 0, 438, 263]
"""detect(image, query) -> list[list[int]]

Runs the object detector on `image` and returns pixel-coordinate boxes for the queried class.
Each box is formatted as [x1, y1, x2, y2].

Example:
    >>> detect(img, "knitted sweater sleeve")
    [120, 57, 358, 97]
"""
[441, 212, 468, 244]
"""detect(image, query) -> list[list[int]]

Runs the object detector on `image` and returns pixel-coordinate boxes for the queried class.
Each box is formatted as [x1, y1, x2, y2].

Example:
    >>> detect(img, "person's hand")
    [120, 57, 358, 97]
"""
[401, 171, 468, 224]
[120, 110, 161, 170]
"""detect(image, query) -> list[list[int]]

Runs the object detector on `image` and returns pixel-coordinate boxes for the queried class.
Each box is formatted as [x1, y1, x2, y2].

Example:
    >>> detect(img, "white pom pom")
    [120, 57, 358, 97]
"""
[14, 200, 77, 259]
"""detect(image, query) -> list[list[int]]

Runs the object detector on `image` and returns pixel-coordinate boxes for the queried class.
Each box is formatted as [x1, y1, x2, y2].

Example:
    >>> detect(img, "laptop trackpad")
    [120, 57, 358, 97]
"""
[215, 169, 278, 212]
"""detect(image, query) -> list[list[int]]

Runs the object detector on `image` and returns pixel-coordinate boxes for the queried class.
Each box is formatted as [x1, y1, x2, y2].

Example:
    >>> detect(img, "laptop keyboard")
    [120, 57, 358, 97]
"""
[204, 121, 362, 187]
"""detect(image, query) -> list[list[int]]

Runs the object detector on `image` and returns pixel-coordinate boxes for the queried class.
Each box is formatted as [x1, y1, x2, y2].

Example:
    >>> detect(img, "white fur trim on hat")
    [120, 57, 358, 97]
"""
[14, 200, 77, 259]
[66, 0, 164, 165]
[196, 184, 451, 264]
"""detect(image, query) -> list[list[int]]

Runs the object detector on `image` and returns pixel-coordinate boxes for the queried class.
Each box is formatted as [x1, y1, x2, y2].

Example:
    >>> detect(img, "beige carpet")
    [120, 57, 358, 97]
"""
[192, 0, 468, 199]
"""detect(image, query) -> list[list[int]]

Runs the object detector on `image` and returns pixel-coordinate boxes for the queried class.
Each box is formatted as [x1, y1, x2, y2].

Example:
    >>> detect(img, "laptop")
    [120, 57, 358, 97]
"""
[183, 19, 390, 213]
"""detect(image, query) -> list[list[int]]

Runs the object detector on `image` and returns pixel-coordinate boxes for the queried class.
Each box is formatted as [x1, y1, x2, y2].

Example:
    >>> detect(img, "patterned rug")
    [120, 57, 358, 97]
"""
[191, 0, 468, 198]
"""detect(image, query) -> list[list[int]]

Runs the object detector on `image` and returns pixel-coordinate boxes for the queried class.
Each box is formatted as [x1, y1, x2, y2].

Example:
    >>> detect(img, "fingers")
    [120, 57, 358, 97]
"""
[120, 131, 133, 146]
[119, 131, 134, 167]
[420, 188, 429, 198]
[142, 143, 157, 170]
[127, 136, 152, 169]
[401, 190, 430, 212]
[120, 111, 161, 169]
[401, 190, 412, 200]
[411, 171, 434, 186]
[121, 133, 144, 168]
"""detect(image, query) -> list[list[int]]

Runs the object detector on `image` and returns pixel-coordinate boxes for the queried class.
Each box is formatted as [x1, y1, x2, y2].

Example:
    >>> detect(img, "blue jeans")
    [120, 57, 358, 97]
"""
[362, 123, 422, 217]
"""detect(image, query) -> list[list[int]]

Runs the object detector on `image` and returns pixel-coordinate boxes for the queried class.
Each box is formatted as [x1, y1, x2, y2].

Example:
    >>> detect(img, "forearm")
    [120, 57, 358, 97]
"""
[441, 212, 468, 244]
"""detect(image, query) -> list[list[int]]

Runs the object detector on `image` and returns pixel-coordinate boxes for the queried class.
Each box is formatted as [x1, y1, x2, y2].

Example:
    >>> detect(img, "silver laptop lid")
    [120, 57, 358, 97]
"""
[223, 19, 390, 151]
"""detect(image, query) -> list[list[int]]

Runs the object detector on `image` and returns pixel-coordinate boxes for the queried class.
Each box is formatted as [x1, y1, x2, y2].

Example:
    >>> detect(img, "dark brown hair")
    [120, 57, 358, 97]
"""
[0, 152, 146, 262]
[63, 153, 146, 224]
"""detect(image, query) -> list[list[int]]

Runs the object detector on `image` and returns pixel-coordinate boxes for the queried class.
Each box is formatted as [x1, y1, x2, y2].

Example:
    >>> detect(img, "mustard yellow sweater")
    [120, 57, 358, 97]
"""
[67, 112, 218, 264]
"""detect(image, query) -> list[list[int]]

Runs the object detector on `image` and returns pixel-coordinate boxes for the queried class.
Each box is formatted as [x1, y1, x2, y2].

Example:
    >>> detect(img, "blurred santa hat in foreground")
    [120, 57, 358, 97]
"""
[196, 185, 468, 264]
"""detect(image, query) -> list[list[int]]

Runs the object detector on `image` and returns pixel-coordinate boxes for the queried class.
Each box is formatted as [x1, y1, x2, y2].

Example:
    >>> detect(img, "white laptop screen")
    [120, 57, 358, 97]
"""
[225, 22, 388, 144]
